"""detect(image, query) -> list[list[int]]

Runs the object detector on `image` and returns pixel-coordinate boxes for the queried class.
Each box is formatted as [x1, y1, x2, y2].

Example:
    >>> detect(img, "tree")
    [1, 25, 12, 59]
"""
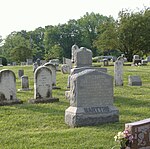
[77, 12, 109, 56]
[45, 44, 63, 61]
[93, 17, 119, 56]
[2, 32, 32, 62]
[117, 8, 150, 61]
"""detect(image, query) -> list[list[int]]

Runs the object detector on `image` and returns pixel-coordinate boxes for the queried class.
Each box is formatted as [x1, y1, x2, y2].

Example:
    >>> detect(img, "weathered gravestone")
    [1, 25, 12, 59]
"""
[28, 66, 59, 103]
[63, 57, 72, 69]
[26, 59, 33, 65]
[18, 69, 24, 79]
[128, 76, 142, 86]
[44, 62, 58, 88]
[0, 69, 22, 105]
[125, 118, 150, 149]
[18, 75, 31, 91]
[74, 47, 92, 68]
[65, 69, 119, 127]
[49, 59, 60, 71]
[61, 64, 71, 74]
[114, 59, 123, 86]
[71, 44, 79, 63]
[33, 62, 38, 72]
[103, 59, 109, 66]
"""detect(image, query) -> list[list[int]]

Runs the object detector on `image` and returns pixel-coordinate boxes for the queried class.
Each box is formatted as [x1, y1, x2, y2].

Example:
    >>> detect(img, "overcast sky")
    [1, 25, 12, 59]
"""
[0, 0, 149, 38]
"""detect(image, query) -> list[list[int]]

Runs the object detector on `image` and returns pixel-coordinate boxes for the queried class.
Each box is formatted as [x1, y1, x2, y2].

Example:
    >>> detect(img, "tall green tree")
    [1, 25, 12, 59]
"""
[118, 8, 150, 61]
[93, 17, 119, 56]
[3, 31, 32, 62]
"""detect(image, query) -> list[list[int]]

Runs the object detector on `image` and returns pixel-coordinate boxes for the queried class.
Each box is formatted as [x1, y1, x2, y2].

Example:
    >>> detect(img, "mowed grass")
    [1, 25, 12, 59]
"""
[0, 63, 150, 149]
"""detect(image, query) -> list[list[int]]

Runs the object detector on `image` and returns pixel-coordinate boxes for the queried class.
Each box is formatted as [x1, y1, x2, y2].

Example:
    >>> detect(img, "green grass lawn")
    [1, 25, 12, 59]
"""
[0, 63, 150, 149]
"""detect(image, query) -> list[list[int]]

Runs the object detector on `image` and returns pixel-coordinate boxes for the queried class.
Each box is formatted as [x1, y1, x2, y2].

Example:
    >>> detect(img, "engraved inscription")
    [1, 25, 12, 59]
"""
[84, 106, 109, 114]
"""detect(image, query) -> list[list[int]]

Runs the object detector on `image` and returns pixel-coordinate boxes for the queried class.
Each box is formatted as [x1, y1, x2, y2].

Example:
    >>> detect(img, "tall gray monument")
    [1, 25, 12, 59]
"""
[65, 69, 119, 127]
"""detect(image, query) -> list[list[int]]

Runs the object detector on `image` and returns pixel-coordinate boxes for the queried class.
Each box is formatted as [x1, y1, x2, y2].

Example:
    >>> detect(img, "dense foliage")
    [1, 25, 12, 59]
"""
[0, 8, 149, 63]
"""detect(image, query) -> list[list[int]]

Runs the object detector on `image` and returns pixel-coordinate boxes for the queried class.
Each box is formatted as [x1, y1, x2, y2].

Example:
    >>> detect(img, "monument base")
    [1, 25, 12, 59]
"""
[0, 99, 23, 106]
[65, 106, 119, 127]
[28, 97, 59, 104]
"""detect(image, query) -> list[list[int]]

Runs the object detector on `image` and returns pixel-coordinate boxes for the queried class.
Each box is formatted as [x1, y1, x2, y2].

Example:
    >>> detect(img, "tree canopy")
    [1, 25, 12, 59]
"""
[0, 8, 149, 63]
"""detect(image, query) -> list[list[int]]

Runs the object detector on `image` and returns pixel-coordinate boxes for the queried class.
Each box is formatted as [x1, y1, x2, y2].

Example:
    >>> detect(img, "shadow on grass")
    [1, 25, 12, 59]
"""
[14, 102, 66, 116]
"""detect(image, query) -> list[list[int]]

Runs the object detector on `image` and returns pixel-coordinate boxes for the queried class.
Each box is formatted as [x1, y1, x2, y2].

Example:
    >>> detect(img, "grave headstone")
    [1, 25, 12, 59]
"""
[28, 66, 59, 103]
[114, 59, 123, 86]
[74, 47, 92, 68]
[125, 118, 150, 149]
[128, 75, 142, 86]
[33, 62, 38, 72]
[61, 64, 71, 74]
[21, 62, 26, 66]
[63, 57, 72, 69]
[65, 69, 119, 127]
[18, 69, 24, 79]
[40, 60, 46, 66]
[49, 59, 60, 71]
[12, 62, 16, 66]
[26, 59, 33, 65]
[36, 58, 41, 66]
[71, 44, 79, 63]
[20, 75, 30, 91]
[0, 69, 22, 105]
[44, 62, 56, 86]
[103, 59, 109, 66]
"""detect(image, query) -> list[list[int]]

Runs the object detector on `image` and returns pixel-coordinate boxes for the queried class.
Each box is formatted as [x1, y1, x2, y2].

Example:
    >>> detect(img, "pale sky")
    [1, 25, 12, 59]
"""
[0, 0, 149, 38]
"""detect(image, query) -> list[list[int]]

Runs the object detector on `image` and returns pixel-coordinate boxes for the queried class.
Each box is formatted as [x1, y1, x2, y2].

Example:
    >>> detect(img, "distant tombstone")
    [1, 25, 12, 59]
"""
[128, 75, 142, 86]
[103, 59, 109, 66]
[74, 47, 92, 68]
[44, 62, 56, 86]
[125, 118, 150, 149]
[36, 58, 41, 66]
[18, 69, 24, 79]
[28, 66, 59, 103]
[21, 62, 26, 66]
[49, 59, 60, 71]
[61, 64, 70, 74]
[33, 62, 38, 72]
[12, 62, 16, 66]
[26, 59, 33, 65]
[63, 57, 72, 69]
[40, 60, 46, 65]
[0, 69, 22, 105]
[20, 76, 30, 91]
[65, 69, 119, 127]
[71, 44, 79, 63]
[114, 60, 123, 86]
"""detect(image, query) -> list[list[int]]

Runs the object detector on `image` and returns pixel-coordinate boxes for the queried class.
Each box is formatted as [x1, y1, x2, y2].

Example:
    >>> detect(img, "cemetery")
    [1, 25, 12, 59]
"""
[0, 49, 150, 148]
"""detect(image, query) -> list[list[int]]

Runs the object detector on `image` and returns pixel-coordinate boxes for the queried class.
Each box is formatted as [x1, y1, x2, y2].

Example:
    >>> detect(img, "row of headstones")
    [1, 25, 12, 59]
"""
[114, 58, 142, 86]
[64, 45, 150, 148]
[0, 63, 60, 106]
